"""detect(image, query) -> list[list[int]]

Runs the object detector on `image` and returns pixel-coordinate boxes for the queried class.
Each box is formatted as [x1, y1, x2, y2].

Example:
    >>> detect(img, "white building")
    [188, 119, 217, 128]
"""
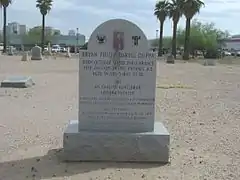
[19, 25, 27, 35]
[45, 26, 54, 35]
[224, 39, 240, 50]
[6, 22, 27, 35]
[68, 29, 76, 36]
[7, 22, 19, 34]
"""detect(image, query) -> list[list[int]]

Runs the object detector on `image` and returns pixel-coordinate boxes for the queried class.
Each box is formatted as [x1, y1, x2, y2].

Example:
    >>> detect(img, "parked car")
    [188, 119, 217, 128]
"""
[44, 46, 48, 52]
[223, 51, 231, 56]
[60, 47, 67, 52]
[231, 51, 236, 56]
[6, 46, 16, 51]
[69, 46, 79, 53]
[51, 45, 60, 53]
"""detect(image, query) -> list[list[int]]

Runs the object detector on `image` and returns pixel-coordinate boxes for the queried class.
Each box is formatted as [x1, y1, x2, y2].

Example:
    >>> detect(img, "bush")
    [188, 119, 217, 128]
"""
[204, 49, 219, 59]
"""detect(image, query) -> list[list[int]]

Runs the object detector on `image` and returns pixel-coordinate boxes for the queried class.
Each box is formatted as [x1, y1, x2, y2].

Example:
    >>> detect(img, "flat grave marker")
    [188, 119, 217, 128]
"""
[1, 76, 35, 88]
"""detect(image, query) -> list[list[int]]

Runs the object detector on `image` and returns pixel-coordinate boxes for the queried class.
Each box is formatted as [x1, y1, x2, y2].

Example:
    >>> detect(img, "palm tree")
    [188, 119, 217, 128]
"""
[181, 0, 204, 60]
[0, 0, 11, 53]
[154, 0, 169, 57]
[168, 0, 183, 58]
[36, 0, 53, 53]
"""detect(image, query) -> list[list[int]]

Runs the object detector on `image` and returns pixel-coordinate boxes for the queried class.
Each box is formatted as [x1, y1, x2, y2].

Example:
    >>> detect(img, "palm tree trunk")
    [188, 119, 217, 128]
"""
[183, 18, 191, 60]
[158, 21, 164, 57]
[172, 21, 178, 58]
[41, 14, 45, 54]
[3, 6, 7, 53]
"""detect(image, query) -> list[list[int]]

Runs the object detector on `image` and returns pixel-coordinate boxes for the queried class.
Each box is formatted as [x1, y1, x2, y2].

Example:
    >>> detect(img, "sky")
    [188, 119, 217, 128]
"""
[1, 0, 240, 39]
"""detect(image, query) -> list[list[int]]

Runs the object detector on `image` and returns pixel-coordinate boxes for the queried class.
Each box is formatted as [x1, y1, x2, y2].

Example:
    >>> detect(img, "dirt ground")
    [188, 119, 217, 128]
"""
[0, 55, 240, 180]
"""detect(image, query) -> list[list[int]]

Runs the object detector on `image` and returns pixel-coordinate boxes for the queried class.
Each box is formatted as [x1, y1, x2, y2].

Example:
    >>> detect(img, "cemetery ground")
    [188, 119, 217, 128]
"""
[0, 55, 240, 180]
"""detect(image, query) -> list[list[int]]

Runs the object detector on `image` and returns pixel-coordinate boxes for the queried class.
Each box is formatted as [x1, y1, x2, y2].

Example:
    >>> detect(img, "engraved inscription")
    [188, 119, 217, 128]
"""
[79, 51, 156, 123]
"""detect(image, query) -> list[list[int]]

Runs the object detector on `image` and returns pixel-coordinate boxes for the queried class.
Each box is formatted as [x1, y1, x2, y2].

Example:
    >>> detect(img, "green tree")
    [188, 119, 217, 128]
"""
[151, 37, 172, 49]
[36, 0, 53, 53]
[181, 0, 204, 60]
[53, 31, 61, 36]
[0, 0, 11, 53]
[23, 26, 53, 44]
[168, 0, 183, 58]
[154, 0, 169, 57]
[81, 42, 88, 49]
[177, 20, 229, 55]
[177, 21, 205, 53]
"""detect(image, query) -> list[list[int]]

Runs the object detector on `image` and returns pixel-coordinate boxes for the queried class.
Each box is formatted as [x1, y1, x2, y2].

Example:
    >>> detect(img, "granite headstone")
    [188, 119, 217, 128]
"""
[63, 19, 170, 163]
[65, 47, 71, 58]
[8, 46, 14, 56]
[31, 45, 42, 60]
[166, 54, 174, 64]
[21, 51, 29, 61]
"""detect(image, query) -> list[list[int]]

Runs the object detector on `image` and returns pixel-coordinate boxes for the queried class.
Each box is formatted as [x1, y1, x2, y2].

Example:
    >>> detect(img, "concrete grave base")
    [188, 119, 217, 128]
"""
[63, 120, 170, 163]
[31, 56, 42, 60]
[203, 59, 216, 66]
[1, 76, 35, 88]
[166, 55, 175, 64]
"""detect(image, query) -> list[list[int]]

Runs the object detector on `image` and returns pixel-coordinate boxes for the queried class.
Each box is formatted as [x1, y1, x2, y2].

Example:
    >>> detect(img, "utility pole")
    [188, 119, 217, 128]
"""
[76, 27, 79, 53]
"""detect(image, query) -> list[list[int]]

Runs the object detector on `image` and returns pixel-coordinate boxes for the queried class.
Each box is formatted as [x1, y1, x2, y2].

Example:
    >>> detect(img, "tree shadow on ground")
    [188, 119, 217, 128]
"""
[0, 148, 168, 180]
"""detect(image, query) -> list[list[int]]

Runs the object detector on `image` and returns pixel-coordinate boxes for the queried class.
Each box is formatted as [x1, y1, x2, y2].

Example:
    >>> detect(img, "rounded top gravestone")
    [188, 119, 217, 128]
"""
[88, 19, 148, 53]
[78, 19, 156, 133]
[63, 20, 170, 164]
[31, 45, 42, 60]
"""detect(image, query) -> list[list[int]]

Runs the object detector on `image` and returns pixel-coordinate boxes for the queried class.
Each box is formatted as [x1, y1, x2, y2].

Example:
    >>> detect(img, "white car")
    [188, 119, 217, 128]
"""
[51, 45, 61, 53]
[223, 51, 231, 56]
[0, 43, 3, 51]
[60, 47, 67, 52]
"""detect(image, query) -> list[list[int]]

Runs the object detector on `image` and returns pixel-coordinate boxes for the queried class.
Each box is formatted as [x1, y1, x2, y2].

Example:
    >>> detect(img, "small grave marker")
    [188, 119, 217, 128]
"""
[1, 76, 35, 88]
[31, 45, 42, 60]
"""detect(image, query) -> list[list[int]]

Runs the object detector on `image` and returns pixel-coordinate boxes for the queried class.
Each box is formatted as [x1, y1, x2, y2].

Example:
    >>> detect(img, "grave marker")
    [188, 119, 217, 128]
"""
[8, 46, 14, 56]
[31, 45, 42, 60]
[63, 19, 170, 162]
[1, 76, 34, 88]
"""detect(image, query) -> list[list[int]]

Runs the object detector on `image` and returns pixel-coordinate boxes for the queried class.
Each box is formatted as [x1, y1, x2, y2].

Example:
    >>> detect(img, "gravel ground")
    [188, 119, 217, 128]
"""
[0, 55, 240, 180]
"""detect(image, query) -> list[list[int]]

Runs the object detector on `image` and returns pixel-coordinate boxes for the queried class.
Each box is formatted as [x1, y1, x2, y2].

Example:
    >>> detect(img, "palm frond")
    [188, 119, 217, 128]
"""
[154, 0, 169, 22]
[36, 0, 53, 15]
[168, 0, 183, 22]
[181, 0, 204, 18]
[0, 0, 12, 7]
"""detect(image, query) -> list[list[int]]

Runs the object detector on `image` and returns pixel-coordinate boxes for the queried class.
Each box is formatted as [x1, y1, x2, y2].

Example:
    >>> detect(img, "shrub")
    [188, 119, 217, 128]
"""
[204, 49, 219, 59]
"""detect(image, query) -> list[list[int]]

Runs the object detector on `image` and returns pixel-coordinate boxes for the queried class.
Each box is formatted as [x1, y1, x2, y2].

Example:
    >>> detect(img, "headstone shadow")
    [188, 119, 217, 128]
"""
[0, 148, 166, 179]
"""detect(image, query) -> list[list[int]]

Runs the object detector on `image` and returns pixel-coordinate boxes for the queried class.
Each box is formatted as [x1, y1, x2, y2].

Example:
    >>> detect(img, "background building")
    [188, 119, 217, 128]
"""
[45, 26, 53, 35]
[8, 33, 86, 47]
[51, 34, 85, 46]
[19, 25, 27, 35]
[3, 23, 86, 47]
[220, 35, 240, 50]
[53, 29, 61, 35]
[6, 22, 27, 35]
[68, 29, 76, 36]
